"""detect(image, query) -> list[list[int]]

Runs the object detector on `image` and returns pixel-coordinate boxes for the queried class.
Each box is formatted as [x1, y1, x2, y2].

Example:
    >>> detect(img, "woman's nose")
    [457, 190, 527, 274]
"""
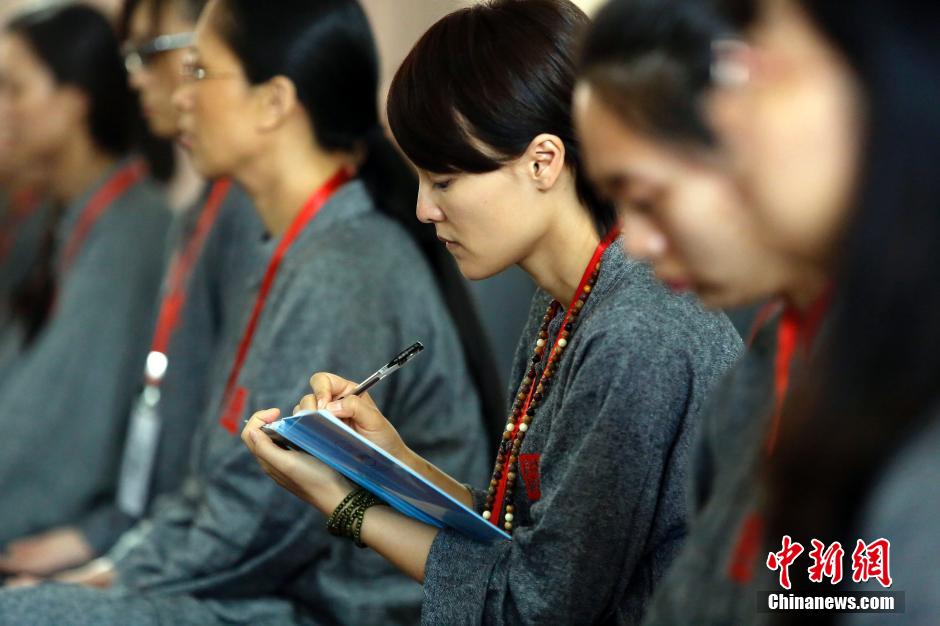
[416, 182, 446, 224]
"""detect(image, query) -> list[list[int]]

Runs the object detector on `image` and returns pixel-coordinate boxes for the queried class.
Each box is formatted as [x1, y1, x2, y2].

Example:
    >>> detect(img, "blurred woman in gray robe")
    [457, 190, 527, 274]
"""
[0, 5, 170, 548]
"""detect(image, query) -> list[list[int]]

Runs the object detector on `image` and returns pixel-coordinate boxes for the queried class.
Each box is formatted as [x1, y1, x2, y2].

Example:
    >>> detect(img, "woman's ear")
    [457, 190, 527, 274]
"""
[255, 75, 298, 131]
[523, 133, 566, 191]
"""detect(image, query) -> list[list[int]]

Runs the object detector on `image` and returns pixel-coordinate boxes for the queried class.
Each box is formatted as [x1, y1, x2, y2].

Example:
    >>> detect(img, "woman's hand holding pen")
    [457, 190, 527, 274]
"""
[302, 372, 409, 461]
[243, 371, 449, 582]
[241, 371, 408, 516]
[243, 369, 473, 517]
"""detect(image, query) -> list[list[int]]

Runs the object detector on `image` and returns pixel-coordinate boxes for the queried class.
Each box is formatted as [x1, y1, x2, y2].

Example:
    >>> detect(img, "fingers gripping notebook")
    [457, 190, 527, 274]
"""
[263, 410, 511, 543]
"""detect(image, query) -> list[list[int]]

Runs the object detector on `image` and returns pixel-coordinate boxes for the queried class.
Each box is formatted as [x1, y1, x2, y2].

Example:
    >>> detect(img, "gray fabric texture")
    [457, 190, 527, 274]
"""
[0, 582, 306, 625]
[0, 195, 54, 379]
[50, 180, 490, 625]
[640, 313, 781, 626]
[421, 242, 744, 626]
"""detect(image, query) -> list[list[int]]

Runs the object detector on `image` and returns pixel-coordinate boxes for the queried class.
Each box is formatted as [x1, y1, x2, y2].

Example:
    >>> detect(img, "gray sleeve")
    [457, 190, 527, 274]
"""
[422, 329, 695, 626]
[112, 415, 323, 597]
[107, 480, 200, 566]
[113, 238, 468, 612]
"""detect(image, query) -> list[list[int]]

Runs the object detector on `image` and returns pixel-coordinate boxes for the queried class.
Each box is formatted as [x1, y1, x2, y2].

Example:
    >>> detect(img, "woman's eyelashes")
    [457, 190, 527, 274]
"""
[431, 178, 453, 191]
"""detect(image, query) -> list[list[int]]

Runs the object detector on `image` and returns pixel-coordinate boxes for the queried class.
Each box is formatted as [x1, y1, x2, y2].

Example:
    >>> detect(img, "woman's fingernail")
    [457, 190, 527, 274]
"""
[249, 430, 258, 444]
[326, 401, 343, 412]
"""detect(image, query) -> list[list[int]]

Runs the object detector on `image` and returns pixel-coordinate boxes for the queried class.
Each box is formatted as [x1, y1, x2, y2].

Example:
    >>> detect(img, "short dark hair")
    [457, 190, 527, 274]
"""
[387, 0, 616, 236]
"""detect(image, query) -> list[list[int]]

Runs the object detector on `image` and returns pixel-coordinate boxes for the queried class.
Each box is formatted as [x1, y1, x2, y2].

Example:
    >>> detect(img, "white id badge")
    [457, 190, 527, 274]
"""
[117, 387, 162, 517]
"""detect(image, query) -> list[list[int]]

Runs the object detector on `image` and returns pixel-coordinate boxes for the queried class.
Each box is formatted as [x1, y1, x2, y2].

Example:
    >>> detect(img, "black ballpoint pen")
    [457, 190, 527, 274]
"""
[245, 341, 425, 428]
[341, 341, 425, 399]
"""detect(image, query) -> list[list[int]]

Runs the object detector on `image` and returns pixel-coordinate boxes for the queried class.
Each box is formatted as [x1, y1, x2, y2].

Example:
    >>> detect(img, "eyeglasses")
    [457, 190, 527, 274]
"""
[180, 57, 239, 83]
[123, 32, 194, 74]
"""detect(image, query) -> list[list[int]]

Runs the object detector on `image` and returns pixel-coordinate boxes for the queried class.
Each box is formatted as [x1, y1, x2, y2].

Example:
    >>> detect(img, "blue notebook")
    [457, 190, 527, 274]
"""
[263, 410, 511, 543]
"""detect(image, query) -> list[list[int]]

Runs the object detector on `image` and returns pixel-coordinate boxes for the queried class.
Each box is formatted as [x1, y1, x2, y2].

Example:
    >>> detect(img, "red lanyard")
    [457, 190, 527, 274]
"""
[219, 169, 351, 433]
[728, 291, 831, 583]
[488, 227, 621, 527]
[765, 291, 831, 454]
[59, 161, 147, 277]
[0, 188, 42, 264]
[146, 179, 232, 383]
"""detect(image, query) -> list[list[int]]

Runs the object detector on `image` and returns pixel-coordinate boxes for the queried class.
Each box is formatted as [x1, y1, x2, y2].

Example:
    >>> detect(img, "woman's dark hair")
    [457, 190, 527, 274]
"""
[8, 4, 135, 157]
[216, 0, 505, 438]
[721, 1, 940, 619]
[6, 4, 137, 342]
[579, 0, 732, 150]
[386, 0, 616, 236]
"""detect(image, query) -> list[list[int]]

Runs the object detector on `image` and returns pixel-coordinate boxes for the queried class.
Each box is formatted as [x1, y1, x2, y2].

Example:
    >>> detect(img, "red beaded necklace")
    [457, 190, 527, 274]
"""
[483, 228, 621, 533]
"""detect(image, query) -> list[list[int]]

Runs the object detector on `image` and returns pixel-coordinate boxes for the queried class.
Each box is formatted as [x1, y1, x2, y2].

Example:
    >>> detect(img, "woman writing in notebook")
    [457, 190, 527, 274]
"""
[244, 1, 741, 624]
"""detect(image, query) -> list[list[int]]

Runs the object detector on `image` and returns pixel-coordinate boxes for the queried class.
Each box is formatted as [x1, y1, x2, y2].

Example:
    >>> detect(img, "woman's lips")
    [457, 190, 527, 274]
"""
[177, 133, 193, 150]
[437, 235, 460, 250]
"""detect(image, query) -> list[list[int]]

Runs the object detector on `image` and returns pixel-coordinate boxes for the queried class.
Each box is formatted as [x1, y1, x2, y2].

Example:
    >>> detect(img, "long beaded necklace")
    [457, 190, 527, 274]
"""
[483, 228, 621, 534]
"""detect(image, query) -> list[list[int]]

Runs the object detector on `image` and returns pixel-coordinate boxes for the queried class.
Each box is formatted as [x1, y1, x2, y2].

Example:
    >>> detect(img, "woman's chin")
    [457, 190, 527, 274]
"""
[453, 256, 505, 282]
[698, 287, 752, 312]
[189, 154, 227, 181]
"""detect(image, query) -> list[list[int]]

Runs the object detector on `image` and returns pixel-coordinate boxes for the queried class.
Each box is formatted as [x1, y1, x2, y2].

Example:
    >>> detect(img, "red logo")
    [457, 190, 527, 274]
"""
[767, 535, 805, 589]
[766, 536, 893, 589]
[807, 539, 845, 584]
[851, 538, 893, 588]
[518, 453, 542, 502]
